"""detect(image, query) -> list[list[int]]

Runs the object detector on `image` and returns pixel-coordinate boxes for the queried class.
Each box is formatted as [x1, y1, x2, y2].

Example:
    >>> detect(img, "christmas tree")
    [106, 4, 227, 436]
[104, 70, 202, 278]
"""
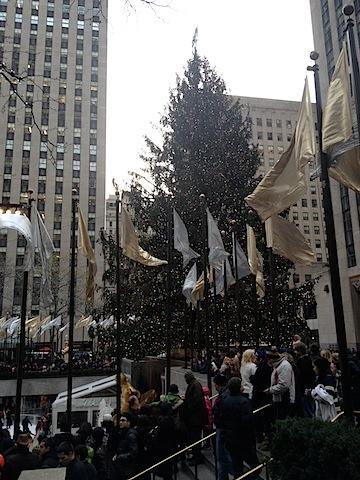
[97, 37, 315, 359]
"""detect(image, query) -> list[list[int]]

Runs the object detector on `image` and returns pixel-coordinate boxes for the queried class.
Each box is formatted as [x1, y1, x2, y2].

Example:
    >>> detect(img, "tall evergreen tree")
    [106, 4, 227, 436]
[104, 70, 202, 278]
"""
[97, 40, 315, 359]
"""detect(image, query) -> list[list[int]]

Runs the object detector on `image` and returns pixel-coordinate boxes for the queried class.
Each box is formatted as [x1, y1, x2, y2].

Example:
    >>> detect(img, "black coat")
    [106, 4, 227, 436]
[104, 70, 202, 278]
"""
[113, 428, 139, 479]
[250, 361, 272, 408]
[213, 392, 256, 450]
[65, 458, 89, 480]
[181, 379, 207, 428]
[296, 354, 315, 393]
[40, 451, 59, 468]
[2, 445, 40, 480]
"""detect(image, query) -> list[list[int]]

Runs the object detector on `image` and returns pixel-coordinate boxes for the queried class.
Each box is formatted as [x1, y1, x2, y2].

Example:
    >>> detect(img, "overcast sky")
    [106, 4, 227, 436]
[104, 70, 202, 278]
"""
[105, 0, 315, 195]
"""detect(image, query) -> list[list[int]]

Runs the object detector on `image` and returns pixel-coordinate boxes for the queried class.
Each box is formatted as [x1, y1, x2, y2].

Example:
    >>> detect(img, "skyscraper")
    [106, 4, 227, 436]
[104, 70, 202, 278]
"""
[0, 0, 107, 319]
[310, 0, 360, 348]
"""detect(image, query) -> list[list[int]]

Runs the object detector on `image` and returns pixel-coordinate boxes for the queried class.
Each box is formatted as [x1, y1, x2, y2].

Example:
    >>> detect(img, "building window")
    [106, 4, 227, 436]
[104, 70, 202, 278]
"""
[305, 274, 312, 282]
[256, 118, 262, 127]
[304, 225, 310, 234]
[277, 133, 283, 142]
[303, 212, 309, 221]
[276, 119, 282, 128]
[257, 132, 263, 140]
[316, 253, 323, 263]
[266, 118, 272, 127]
[314, 225, 320, 235]
[302, 199, 307, 207]
[267, 132, 273, 141]
[312, 199, 318, 207]
[315, 239, 321, 249]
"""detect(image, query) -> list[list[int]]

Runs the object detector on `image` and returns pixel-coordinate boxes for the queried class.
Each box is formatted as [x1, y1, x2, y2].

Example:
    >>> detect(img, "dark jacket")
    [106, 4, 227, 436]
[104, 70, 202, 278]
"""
[113, 428, 139, 479]
[65, 457, 89, 480]
[181, 379, 207, 427]
[250, 361, 272, 408]
[83, 460, 98, 480]
[40, 451, 59, 468]
[297, 354, 315, 392]
[213, 392, 256, 450]
[2, 445, 40, 480]
[148, 416, 177, 479]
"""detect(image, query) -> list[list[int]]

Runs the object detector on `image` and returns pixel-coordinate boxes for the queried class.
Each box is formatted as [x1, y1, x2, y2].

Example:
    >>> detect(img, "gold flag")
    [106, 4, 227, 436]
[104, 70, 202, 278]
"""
[75, 315, 92, 330]
[245, 79, 315, 221]
[265, 215, 315, 265]
[26, 315, 40, 329]
[246, 225, 265, 298]
[121, 206, 167, 267]
[322, 45, 360, 193]
[78, 207, 97, 303]
[322, 47, 352, 153]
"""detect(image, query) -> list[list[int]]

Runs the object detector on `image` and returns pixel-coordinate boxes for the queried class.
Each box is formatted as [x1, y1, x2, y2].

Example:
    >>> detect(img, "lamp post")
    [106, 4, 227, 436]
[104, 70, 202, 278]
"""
[66, 189, 77, 432]
[200, 194, 212, 393]
[14, 191, 33, 438]
[307, 51, 353, 421]
[115, 186, 122, 427]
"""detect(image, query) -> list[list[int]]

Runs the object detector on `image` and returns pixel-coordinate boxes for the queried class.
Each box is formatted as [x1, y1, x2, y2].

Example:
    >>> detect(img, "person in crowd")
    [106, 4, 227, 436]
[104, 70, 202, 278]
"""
[294, 342, 315, 417]
[75, 445, 98, 480]
[212, 374, 233, 480]
[214, 377, 260, 479]
[309, 343, 321, 362]
[2, 433, 39, 480]
[57, 441, 89, 480]
[312, 357, 338, 421]
[348, 352, 360, 410]
[91, 427, 107, 480]
[53, 423, 74, 447]
[21, 416, 32, 435]
[292, 334, 302, 350]
[39, 437, 59, 468]
[159, 384, 183, 412]
[148, 411, 177, 480]
[112, 412, 139, 480]
[0, 429, 14, 454]
[264, 351, 295, 420]
[250, 350, 272, 444]
[5, 411, 12, 429]
[240, 349, 257, 399]
[282, 352, 302, 417]
[181, 372, 207, 465]
[313, 357, 338, 404]
[219, 356, 233, 380]
[202, 386, 214, 443]
[75, 422, 93, 447]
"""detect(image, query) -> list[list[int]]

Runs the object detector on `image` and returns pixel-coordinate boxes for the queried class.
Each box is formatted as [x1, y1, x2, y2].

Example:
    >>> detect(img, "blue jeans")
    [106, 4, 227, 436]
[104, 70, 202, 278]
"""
[216, 429, 233, 480]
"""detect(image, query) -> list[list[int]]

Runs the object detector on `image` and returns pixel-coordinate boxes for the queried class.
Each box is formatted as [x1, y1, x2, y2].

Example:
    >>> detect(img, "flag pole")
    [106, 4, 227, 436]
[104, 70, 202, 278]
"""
[231, 226, 243, 353]
[115, 187, 122, 426]
[268, 246, 279, 347]
[66, 189, 77, 432]
[307, 51, 353, 421]
[184, 307, 188, 370]
[212, 267, 219, 359]
[221, 230, 230, 353]
[165, 201, 173, 391]
[14, 191, 33, 438]
[200, 194, 212, 393]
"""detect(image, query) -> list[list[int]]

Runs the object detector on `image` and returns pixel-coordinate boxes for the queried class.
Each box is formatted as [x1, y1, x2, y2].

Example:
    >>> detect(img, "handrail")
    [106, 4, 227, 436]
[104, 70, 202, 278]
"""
[331, 411, 344, 423]
[128, 431, 216, 480]
[235, 458, 273, 480]
[128, 403, 272, 480]
[209, 393, 218, 400]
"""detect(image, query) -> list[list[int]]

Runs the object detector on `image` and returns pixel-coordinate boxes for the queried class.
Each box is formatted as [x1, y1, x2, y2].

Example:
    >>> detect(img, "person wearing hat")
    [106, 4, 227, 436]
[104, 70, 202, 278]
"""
[214, 377, 260, 479]
[159, 384, 183, 412]
[181, 372, 207, 465]
[264, 351, 295, 420]
[2, 433, 39, 480]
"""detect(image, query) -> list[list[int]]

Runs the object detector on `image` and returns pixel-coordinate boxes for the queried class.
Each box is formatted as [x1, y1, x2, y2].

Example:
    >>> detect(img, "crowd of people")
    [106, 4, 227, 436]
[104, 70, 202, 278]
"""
[0, 353, 115, 376]
[0, 339, 359, 480]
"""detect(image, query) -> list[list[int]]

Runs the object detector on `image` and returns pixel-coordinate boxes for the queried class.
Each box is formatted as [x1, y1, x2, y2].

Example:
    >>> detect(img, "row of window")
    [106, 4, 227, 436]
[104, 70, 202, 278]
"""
[255, 118, 292, 129]
[257, 131, 292, 142]
[293, 212, 320, 221]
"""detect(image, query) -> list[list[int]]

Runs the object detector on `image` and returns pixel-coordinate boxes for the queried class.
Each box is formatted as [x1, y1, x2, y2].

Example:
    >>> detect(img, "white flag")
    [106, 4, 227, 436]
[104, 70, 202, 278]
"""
[207, 209, 228, 271]
[100, 316, 114, 329]
[232, 239, 251, 279]
[75, 315, 93, 330]
[173, 209, 199, 267]
[32, 209, 55, 308]
[41, 315, 62, 334]
[182, 263, 198, 304]
[8, 318, 20, 336]
[58, 323, 69, 335]
[214, 257, 236, 296]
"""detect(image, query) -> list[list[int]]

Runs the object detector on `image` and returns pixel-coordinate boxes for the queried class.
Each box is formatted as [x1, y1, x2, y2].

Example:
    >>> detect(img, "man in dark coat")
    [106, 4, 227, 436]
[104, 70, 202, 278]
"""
[39, 437, 59, 468]
[214, 377, 260, 479]
[113, 412, 139, 480]
[57, 441, 89, 480]
[2, 434, 39, 480]
[181, 372, 207, 464]
[294, 342, 315, 417]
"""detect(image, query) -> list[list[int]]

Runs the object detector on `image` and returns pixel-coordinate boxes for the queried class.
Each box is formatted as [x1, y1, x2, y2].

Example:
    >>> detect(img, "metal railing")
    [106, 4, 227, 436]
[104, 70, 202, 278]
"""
[128, 403, 272, 480]
[235, 458, 273, 480]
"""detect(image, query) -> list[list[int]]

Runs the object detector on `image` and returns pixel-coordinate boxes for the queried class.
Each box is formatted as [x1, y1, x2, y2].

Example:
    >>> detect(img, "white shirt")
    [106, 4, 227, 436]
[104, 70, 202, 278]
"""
[240, 362, 257, 398]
